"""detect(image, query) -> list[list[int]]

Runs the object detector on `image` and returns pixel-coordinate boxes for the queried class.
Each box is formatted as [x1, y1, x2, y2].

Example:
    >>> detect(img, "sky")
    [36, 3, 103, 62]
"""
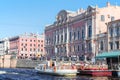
[0, 0, 119, 38]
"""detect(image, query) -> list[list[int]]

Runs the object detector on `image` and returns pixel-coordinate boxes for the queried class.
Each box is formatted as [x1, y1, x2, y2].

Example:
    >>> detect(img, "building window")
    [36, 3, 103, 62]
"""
[64, 33, 67, 42]
[41, 45, 43, 47]
[109, 42, 113, 50]
[30, 48, 32, 51]
[61, 47, 63, 53]
[30, 54, 32, 56]
[63, 47, 65, 53]
[65, 46, 67, 52]
[115, 27, 119, 36]
[111, 16, 115, 21]
[41, 40, 43, 43]
[100, 41, 104, 50]
[57, 35, 59, 43]
[78, 45, 80, 51]
[21, 48, 23, 51]
[57, 48, 59, 53]
[30, 40, 32, 42]
[109, 28, 113, 37]
[34, 44, 36, 47]
[38, 40, 40, 42]
[61, 35, 63, 43]
[25, 44, 27, 46]
[115, 41, 119, 49]
[25, 48, 27, 51]
[88, 26, 92, 38]
[82, 29, 85, 39]
[82, 44, 84, 51]
[21, 43, 23, 46]
[34, 40, 36, 42]
[88, 43, 92, 51]
[101, 15, 105, 21]
[25, 54, 27, 57]
[41, 49, 43, 52]
[34, 48, 36, 51]
[38, 44, 40, 47]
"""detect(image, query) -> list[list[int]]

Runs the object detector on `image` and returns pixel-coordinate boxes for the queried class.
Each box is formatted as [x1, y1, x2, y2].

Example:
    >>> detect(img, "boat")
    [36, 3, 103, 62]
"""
[35, 61, 78, 76]
[77, 63, 112, 76]
[111, 64, 120, 77]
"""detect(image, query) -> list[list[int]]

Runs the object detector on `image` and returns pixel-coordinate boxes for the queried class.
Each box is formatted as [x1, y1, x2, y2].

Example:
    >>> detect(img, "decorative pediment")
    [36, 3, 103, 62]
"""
[56, 10, 68, 24]
[87, 6, 94, 13]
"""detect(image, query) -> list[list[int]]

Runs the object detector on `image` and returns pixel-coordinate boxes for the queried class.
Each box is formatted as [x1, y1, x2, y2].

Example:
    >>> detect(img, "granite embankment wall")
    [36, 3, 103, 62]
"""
[0, 55, 44, 69]
[0, 55, 17, 68]
[16, 59, 42, 69]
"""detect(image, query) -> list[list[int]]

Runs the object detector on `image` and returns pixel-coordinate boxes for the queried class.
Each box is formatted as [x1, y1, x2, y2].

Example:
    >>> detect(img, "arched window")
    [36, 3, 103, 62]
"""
[74, 32, 76, 40]
[78, 31, 80, 40]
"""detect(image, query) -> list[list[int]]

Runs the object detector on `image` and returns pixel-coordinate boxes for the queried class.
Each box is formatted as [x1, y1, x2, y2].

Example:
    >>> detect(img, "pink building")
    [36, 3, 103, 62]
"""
[45, 2, 120, 60]
[9, 33, 45, 59]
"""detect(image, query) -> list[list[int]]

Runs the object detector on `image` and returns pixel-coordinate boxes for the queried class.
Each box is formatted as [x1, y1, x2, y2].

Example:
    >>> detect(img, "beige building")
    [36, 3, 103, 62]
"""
[45, 2, 120, 60]
[107, 19, 120, 51]
[96, 33, 107, 54]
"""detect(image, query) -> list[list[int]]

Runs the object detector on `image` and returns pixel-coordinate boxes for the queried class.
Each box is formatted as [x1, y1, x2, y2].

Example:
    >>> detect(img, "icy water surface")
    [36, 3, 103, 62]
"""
[0, 68, 118, 80]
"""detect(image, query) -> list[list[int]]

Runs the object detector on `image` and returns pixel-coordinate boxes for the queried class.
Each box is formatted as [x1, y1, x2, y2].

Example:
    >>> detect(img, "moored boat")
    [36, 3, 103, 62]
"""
[35, 61, 78, 76]
[77, 63, 112, 76]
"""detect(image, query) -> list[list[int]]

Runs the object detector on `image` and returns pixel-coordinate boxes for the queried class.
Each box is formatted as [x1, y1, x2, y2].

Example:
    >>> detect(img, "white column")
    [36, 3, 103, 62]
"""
[84, 22, 87, 54]
[63, 28, 65, 43]
[92, 16, 95, 56]
[66, 25, 69, 56]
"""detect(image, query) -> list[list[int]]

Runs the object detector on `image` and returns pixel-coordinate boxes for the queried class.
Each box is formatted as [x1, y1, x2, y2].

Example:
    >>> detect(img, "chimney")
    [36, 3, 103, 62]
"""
[106, 2, 110, 7]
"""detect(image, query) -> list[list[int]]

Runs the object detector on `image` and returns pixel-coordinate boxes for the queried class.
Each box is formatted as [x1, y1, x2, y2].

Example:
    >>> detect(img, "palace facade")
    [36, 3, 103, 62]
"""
[45, 2, 120, 60]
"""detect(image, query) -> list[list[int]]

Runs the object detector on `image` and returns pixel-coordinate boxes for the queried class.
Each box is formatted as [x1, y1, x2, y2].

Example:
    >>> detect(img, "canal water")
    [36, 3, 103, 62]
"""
[0, 68, 118, 80]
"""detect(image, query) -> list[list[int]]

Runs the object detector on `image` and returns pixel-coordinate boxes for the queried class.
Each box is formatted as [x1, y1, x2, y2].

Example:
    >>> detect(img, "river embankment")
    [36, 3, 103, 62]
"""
[0, 54, 44, 69]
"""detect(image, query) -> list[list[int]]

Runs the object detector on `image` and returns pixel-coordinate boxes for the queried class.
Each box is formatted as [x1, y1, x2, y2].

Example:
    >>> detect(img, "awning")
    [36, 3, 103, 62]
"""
[96, 50, 120, 58]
